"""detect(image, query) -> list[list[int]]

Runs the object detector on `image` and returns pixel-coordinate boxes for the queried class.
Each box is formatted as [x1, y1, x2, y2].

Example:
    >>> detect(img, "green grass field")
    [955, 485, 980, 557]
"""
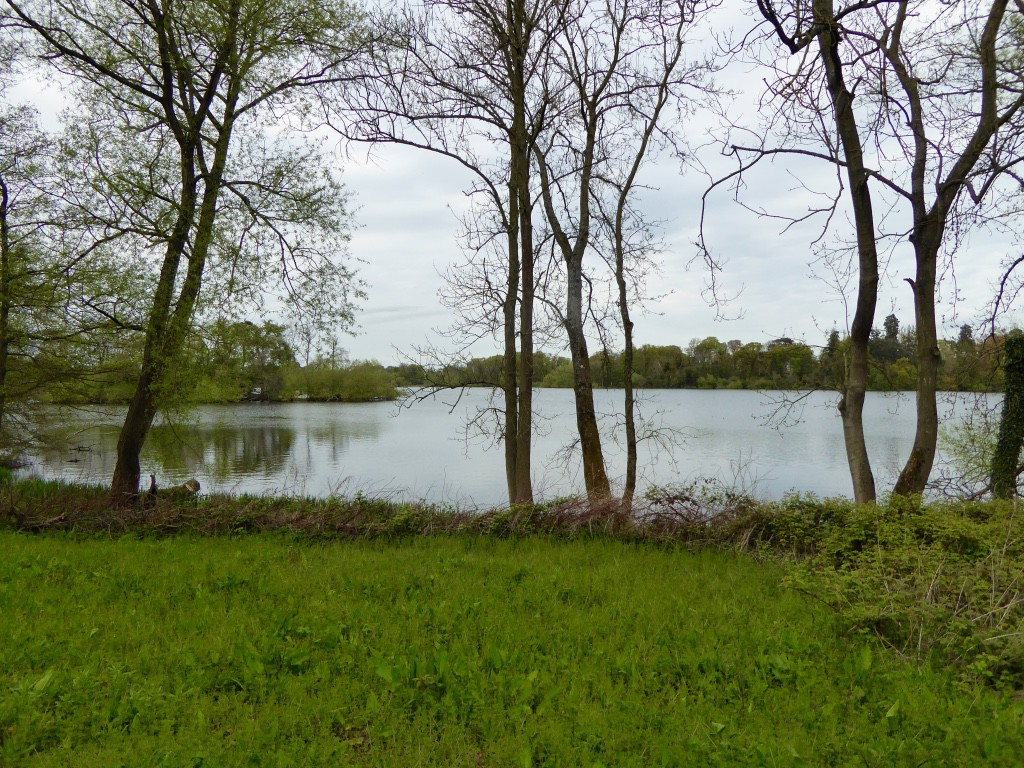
[1, 532, 1022, 766]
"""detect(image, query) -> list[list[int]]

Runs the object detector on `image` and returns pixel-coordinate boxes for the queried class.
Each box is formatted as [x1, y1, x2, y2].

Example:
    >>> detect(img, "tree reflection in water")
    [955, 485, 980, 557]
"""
[19, 392, 973, 506]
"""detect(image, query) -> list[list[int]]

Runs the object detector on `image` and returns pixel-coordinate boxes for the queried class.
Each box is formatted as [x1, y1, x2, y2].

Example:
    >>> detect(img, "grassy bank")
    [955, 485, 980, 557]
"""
[2, 532, 1023, 766]
[3, 479, 1024, 683]
[3, 481, 1024, 764]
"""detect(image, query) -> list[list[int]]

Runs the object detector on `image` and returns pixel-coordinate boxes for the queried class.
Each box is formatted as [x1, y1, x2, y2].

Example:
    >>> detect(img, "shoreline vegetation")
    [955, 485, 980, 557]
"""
[1, 478, 1023, 764]
[48, 317, 1006, 407]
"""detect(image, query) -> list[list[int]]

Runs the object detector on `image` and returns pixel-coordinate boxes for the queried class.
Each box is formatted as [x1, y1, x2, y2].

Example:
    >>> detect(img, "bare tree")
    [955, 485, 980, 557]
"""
[532, 0, 714, 501]
[338, 0, 565, 504]
[707, 0, 1024, 500]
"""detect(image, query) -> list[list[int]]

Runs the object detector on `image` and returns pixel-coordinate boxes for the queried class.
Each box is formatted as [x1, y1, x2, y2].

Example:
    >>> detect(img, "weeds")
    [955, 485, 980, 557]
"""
[3, 477, 1024, 689]
[1, 534, 1022, 766]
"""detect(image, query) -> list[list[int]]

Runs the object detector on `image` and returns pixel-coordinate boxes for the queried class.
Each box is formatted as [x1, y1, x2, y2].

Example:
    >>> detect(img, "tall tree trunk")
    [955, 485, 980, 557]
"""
[611, 175, 638, 506]
[502, 180, 521, 505]
[515, 181, 535, 504]
[893, 247, 941, 496]
[885, 0, 1007, 497]
[0, 176, 12, 433]
[534, 124, 610, 500]
[565, 256, 611, 501]
[110, 181, 196, 503]
[507, 0, 534, 505]
[111, 369, 159, 502]
[111, 86, 238, 503]
[618, 283, 637, 506]
[815, 0, 878, 503]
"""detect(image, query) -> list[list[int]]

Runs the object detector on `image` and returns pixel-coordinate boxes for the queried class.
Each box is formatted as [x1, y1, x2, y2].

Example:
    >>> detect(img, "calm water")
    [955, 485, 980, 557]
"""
[26, 389, 985, 507]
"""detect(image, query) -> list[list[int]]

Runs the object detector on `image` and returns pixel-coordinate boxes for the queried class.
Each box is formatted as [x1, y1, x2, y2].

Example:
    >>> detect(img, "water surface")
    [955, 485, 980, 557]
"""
[28, 389, 984, 507]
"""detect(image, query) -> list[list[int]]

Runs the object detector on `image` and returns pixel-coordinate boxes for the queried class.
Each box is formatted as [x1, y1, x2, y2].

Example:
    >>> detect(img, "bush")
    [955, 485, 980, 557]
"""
[781, 498, 1024, 687]
[288, 361, 399, 402]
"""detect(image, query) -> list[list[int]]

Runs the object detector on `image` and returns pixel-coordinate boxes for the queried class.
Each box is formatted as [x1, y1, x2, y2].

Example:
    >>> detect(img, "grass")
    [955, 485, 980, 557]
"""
[2, 532, 1023, 766]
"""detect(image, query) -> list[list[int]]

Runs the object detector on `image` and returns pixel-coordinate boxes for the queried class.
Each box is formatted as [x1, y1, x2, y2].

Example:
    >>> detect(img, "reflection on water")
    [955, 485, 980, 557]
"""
[23, 390, 992, 507]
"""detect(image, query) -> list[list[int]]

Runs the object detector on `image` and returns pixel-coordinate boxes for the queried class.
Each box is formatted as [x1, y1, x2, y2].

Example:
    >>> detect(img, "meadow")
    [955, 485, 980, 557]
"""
[2, 529, 1023, 767]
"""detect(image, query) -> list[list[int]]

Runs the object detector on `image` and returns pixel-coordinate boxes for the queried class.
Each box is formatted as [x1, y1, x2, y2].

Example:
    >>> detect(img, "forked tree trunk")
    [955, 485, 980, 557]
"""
[111, 86, 238, 503]
[886, 0, 1008, 497]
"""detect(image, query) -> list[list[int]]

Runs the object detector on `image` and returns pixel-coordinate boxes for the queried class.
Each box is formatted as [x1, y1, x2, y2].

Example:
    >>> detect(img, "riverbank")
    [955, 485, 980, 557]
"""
[5, 479, 1024, 676]
[2, 524, 1023, 766]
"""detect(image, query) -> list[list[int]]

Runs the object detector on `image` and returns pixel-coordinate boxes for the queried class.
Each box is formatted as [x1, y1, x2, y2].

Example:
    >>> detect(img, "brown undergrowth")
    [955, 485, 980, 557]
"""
[0, 477, 761, 542]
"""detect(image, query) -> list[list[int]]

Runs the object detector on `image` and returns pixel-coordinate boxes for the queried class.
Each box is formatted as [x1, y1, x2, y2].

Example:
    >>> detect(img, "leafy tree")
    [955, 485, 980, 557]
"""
[818, 330, 845, 390]
[194, 320, 296, 402]
[0, 43, 141, 448]
[688, 337, 728, 378]
[3, 0, 367, 500]
[883, 314, 899, 341]
[734, 342, 766, 383]
[764, 339, 815, 387]
[289, 359, 398, 402]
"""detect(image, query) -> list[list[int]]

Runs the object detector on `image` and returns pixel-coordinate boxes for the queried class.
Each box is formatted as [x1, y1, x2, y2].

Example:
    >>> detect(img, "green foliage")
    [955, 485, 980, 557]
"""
[635, 488, 1024, 688]
[288, 360, 399, 402]
[411, 320, 1006, 392]
[1, 533, 1022, 766]
[4, 477, 1024, 696]
[539, 359, 575, 387]
[753, 497, 1024, 687]
[991, 333, 1024, 498]
[191, 320, 297, 402]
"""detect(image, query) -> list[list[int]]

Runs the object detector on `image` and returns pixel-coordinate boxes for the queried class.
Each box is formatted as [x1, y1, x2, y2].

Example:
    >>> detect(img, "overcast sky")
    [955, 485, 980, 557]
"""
[8, 3, 1018, 367]
[337, 131, 1011, 366]
[328, 0, 1018, 366]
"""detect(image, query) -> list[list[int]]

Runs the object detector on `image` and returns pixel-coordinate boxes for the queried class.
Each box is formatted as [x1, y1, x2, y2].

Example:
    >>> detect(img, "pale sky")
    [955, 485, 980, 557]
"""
[336, 139, 1011, 366]
[7, 4, 1017, 368]
[328, 0, 1018, 365]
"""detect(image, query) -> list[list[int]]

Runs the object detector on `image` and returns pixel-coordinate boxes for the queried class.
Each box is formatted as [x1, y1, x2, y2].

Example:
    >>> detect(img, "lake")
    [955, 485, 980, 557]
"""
[26, 389, 991, 507]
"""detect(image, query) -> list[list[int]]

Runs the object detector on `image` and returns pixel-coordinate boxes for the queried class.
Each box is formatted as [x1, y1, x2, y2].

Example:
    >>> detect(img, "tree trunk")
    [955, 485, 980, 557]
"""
[612, 187, 637, 506]
[110, 370, 158, 502]
[502, 180, 521, 505]
[893, 246, 941, 496]
[110, 80, 238, 503]
[0, 176, 12, 432]
[814, 0, 879, 503]
[110, 190, 194, 503]
[991, 334, 1024, 498]
[515, 181, 535, 504]
[565, 255, 611, 501]
[620, 305, 637, 506]
[507, 1, 534, 506]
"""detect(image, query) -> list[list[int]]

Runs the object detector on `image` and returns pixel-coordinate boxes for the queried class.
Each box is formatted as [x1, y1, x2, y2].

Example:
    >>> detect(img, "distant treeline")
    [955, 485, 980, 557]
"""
[392, 316, 1004, 393]
[53, 314, 1004, 405]
[55, 320, 400, 405]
